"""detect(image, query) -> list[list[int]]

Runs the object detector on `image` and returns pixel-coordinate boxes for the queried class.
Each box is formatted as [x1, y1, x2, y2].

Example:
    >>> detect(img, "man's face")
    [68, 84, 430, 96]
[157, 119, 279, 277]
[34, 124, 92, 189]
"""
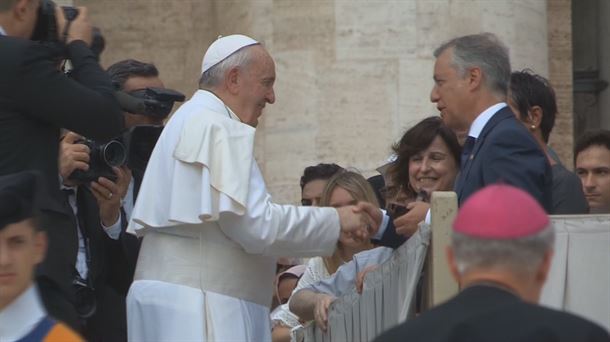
[301, 179, 328, 206]
[0, 220, 46, 309]
[122, 76, 166, 127]
[235, 46, 276, 127]
[430, 48, 472, 132]
[575, 145, 610, 213]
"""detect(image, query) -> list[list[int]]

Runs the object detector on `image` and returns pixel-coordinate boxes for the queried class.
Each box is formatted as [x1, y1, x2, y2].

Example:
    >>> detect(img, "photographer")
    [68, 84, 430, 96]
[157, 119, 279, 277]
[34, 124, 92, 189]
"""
[0, 0, 123, 331]
[57, 59, 182, 340]
[59, 130, 132, 341]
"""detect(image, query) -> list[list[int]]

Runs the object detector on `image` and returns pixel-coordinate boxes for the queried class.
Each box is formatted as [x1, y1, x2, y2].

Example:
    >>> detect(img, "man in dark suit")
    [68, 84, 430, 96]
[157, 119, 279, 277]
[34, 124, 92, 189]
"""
[365, 33, 553, 249]
[57, 59, 176, 340]
[374, 184, 610, 342]
[430, 33, 551, 211]
[0, 0, 124, 330]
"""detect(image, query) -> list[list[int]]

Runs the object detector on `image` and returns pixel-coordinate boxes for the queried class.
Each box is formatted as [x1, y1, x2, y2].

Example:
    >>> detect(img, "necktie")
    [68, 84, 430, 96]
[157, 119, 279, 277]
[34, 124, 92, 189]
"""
[461, 136, 476, 169]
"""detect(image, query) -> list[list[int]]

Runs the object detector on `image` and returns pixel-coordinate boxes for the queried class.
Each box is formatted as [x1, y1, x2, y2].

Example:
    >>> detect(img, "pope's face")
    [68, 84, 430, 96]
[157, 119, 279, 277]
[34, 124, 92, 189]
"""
[430, 48, 472, 133]
[0, 220, 46, 310]
[236, 46, 276, 127]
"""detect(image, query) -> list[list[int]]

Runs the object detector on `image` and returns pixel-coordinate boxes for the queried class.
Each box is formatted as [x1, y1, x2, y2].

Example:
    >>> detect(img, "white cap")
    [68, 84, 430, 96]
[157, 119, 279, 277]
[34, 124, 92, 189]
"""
[201, 34, 259, 74]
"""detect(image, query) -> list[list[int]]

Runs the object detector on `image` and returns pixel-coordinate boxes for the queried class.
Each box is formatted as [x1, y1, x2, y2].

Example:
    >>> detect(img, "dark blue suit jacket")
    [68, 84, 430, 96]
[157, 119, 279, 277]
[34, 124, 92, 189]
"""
[455, 106, 552, 212]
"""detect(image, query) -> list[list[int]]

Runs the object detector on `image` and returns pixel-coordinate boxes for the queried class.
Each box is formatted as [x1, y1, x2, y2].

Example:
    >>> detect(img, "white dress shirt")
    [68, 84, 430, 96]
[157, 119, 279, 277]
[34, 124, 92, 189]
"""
[0, 285, 46, 341]
[467, 102, 507, 139]
[62, 185, 121, 279]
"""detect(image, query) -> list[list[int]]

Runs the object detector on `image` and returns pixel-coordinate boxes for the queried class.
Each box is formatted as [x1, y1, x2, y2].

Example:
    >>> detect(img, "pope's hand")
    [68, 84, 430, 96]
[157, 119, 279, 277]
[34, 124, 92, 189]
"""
[336, 205, 376, 240]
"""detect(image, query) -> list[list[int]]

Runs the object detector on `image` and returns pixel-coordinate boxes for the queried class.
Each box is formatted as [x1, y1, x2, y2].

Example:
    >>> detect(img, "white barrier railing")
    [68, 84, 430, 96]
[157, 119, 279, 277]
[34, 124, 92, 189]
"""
[293, 192, 458, 342]
[540, 214, 610, 331]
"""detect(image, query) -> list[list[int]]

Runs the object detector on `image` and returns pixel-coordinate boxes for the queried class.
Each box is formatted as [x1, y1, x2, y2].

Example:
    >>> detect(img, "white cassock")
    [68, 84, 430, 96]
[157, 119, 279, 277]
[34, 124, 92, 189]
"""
[125, 90, 340, 342]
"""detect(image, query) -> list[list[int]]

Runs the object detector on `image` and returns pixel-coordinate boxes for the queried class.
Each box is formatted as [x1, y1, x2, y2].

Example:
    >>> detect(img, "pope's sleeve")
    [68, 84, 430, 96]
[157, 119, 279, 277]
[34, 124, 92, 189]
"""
[217, 161, 341, 257]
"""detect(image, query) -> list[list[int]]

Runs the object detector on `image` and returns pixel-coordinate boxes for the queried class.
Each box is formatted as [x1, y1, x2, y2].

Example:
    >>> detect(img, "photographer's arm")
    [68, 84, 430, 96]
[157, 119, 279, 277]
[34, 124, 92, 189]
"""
[13, 8, 123, 141]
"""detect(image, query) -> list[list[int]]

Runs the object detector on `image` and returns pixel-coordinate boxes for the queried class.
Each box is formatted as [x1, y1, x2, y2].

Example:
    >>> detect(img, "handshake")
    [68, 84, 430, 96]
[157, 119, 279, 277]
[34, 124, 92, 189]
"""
[335, 203, 383, 241]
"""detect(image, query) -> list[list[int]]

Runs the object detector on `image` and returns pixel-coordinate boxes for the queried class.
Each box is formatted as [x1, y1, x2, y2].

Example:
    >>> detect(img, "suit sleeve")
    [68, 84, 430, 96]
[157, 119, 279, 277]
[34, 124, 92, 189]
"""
[482, 130, 552, 212]
[13, 40, 123, 141]
[373, 216, 407, 249]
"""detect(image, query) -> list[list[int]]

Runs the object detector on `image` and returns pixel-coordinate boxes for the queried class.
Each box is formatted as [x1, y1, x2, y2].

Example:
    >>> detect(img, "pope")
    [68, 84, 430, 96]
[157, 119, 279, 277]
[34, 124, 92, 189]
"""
[125, 34, 376, 341]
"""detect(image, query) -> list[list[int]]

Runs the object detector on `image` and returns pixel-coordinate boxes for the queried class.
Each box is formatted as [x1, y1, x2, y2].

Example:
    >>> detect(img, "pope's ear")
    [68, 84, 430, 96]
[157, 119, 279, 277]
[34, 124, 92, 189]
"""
[224, 66, 241, 95]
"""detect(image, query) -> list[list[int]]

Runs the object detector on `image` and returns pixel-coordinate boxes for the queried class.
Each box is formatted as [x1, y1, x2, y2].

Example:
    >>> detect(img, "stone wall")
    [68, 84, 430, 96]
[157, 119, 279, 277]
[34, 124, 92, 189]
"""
[78, 0, 552, 204]
[548, 0, 575, 167]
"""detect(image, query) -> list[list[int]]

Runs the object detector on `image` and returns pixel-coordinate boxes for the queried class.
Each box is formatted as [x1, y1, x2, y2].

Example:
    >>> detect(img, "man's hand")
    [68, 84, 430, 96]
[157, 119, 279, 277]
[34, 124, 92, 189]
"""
[356, 264, 379, 294]
[313, 293, 336, 332]
[336, 205, 376, 241]
[90, 166, 132, 227]
[55, 6, 93, 46]
[59, 132, 89, 186]
[393, 201, 430, 237]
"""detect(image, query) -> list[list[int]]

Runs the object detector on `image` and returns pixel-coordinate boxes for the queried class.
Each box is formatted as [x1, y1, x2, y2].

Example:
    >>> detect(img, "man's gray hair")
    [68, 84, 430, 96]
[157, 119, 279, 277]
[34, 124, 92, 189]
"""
[451, 225, 555, 276]
[434, 33, 511, 97]
[198, 46, 255, 89]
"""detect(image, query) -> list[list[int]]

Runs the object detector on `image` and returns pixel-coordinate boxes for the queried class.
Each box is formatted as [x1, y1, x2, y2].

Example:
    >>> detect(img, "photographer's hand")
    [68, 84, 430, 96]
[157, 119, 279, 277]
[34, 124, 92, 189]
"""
[59, 132, 90, 187]
[55, 6, 93, 46]
[90, 166, 132, 227]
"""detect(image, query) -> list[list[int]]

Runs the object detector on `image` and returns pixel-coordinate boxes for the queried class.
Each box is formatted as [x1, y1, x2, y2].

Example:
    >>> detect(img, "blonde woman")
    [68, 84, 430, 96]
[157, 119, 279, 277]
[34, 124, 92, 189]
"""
[271, 170, 379, 342]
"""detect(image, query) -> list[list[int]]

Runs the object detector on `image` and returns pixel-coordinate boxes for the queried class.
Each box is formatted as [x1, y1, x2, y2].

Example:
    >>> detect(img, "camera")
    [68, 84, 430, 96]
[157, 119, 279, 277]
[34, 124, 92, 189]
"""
[115, 87, 186, 120]
[69, 138, 127, 183]
[31, 0, 105, 59]
[68, 125, 164, 184]
[68, 87, 184, 183]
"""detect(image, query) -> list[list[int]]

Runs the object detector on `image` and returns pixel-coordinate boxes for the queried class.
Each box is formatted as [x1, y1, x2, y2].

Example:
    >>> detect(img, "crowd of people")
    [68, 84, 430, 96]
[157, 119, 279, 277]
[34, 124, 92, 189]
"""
[1, 0, 610, 341]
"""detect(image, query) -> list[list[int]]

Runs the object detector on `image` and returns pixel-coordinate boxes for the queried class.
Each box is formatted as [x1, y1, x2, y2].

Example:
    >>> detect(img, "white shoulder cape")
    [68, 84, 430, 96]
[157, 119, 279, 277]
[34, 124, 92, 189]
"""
[127, 90, 256, 235]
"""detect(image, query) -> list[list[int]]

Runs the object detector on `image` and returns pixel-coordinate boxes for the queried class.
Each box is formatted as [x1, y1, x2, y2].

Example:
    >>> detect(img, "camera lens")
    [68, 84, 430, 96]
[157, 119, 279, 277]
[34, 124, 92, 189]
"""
[101, 140, 127, 167]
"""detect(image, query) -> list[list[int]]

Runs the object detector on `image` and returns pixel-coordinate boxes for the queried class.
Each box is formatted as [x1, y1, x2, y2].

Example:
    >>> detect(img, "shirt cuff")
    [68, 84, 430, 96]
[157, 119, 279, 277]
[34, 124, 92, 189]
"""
[373, 210, 389, 240]
[101, 216, 121, 240]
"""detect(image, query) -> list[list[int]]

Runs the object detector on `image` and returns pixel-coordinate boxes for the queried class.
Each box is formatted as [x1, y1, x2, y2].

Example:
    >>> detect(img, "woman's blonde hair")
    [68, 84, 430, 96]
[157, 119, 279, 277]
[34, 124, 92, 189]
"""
[319, 170, 380, 208]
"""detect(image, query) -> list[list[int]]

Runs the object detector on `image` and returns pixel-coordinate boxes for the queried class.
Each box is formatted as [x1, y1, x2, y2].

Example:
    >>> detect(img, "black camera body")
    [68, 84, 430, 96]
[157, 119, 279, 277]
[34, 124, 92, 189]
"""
[116, 87, 186, 120]
[31, 0, 105, 58]
[69, 138, 127, 183]
[69, 125, 164, 184]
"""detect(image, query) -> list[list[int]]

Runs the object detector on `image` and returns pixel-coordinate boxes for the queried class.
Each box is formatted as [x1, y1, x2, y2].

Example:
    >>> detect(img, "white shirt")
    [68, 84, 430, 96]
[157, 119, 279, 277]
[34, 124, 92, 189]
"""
[0, 285, 46, 341]
[122, 179, 134, 221]
[0, 26, 6, 36]
[62, 185, 121, 279]
[467, 102, 507, 139]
